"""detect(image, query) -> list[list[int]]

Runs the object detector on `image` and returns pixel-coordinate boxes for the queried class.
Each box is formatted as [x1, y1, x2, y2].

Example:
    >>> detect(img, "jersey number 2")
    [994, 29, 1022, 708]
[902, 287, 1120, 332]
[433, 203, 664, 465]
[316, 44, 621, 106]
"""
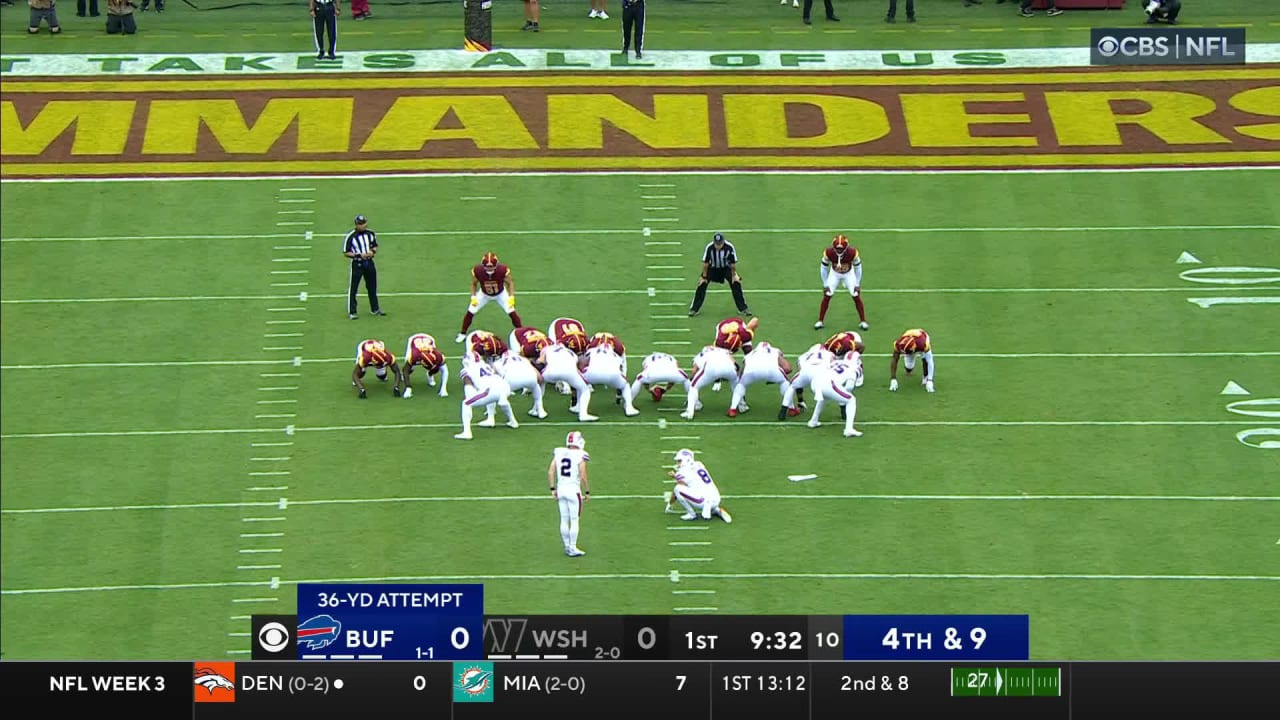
[560, 458, 573, 477]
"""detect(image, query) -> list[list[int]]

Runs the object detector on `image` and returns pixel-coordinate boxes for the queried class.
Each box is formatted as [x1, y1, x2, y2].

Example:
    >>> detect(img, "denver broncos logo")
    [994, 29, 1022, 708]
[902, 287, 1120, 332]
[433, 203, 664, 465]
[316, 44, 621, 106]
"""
[194, 663, 236, 703]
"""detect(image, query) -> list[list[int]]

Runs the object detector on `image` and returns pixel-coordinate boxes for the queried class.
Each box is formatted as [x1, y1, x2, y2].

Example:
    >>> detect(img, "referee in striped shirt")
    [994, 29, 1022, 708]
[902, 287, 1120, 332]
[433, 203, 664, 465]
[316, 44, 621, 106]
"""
[343, 214, 384, 319]
[688, 232, 750, 317]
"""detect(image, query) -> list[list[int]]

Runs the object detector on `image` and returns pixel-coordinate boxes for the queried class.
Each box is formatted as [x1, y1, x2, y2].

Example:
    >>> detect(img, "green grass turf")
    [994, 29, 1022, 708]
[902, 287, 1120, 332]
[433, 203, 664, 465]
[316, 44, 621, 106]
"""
[2, 171, 1277, 660]
[2, 0, 1278, 53]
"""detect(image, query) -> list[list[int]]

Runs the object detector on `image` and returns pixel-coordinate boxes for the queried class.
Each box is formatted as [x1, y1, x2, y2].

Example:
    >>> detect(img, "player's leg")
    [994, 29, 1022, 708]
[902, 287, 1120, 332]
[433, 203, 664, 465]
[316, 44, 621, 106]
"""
[843, 395, 862, 437]
[401, 363, 415, 395]
[630, 372, 646, 402]
[455, 399, 475, 439]
[557, 495, 573, 552]
[675, 489, 701, 520]
[851, 281, 867, 327]
[529, 374, 548, 418]
[817, 272, 838, 327]
[615, 374, 640, 415]
[683, 367, 706, 419]
[436, 364, 450, 397]
[364, 263, 380, 314]
[568, 373, 597, 421]
[904, 352, 916, 375]
[729, 373, 751, 416]
[807, 380, 827, 427]
[566, 493, 583, 554]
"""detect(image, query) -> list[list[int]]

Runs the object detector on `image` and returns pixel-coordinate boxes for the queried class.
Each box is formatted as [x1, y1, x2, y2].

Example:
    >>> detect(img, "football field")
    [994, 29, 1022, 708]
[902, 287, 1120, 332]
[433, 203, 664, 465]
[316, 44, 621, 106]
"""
[2, 170, 1277, 660]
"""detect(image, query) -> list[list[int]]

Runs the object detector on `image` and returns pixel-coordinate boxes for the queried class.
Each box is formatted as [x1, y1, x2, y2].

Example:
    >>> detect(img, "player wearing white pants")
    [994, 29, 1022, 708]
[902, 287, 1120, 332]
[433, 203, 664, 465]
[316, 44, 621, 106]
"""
[806, 357, 862, 437]
[630, 352, 691, 402]
[537, 343, 597, 422]
[664, 449, 732, 523]
[549, 431, 591, 557]
[454, 353, 519, 440]
[682, 346, 739, 420]
[889, 328, 935, 393]
[780, 343, 834, 418]
[580, 346, 640, 417]
[729, 341, 790, 417]
[495, 350, 547, 419]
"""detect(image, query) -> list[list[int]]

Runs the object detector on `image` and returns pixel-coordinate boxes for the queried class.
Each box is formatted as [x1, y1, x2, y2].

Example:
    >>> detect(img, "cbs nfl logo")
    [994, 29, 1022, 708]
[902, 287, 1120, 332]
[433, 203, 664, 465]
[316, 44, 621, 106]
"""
[1091, 27, 1246, 66]
[251, 615, 298, 659]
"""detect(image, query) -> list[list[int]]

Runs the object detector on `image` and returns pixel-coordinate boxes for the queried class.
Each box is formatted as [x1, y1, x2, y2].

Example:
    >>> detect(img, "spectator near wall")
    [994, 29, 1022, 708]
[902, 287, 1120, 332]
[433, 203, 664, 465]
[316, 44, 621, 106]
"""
[106, 0, 136, 34]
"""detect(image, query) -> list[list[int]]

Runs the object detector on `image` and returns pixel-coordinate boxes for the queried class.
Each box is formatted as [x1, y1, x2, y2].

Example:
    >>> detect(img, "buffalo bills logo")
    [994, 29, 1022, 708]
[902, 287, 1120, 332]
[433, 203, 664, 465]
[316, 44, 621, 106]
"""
[297, 614, 342, 651]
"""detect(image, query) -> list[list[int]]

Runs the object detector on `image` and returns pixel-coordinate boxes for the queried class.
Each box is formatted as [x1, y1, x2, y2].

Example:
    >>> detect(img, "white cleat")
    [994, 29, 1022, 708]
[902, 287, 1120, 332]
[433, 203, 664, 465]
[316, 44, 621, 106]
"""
[427, 376, 436, 387]
[738, 402, 749, 413]
[624, 407, 640, 417]
[580, 414, 600, 422]
[454, 333, 466, 343]
[712, 381, 722, 392]
[529, 408, 548, 418]
[439, 390, 449, 398]
[454, 431, 473, 440]
[814, 321, 825, 329]
[680, 513, 698, 521]
[680, 411, 694, 420]
[859, 321, 870, 331]
[589, 9, 599, 17]
[793, 0, 800, 6]
[807, 419, 821, 428]
[717, 508, 733, 523]
[844, 428, 863, 437]
[402, 387, 413, 399]
[925, 380, 935, 393]
[566, 547, 586, 557]
[557, 381, 571, 395]
[478, 417, 496, 428]
[598, 11, 608, 19]
[506, 419, 520, 429]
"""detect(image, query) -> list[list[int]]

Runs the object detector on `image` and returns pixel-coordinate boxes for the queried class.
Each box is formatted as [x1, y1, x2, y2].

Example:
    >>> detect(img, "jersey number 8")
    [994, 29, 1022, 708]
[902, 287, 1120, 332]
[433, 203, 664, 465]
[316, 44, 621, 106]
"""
[696, 468, 713, 484]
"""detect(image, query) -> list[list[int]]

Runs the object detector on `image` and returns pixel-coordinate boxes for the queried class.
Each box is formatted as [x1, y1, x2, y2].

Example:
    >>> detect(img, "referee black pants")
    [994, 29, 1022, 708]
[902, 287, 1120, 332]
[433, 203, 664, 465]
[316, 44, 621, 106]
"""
[622, 1, 644, 55]
[802, 0, 836, 21]
[313, 2, 337, 57]
[690, 267, 748, 315]
[349, 259, 380, 315]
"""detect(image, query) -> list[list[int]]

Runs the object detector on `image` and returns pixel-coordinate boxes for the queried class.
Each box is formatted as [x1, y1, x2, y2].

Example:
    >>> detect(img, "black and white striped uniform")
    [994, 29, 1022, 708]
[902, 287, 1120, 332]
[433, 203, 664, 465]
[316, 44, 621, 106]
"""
[689, 234, 750, 316]
[343, 226, 380, 316]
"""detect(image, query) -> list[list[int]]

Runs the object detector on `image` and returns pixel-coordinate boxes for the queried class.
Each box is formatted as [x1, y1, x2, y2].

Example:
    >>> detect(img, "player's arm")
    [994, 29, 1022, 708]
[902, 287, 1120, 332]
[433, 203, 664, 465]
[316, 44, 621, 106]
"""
[699, 260, 710, 284]
[852, 253, 863, 289]
[391, 362, 404, 395]
[888, 349, 901, 391]
[436, 362, 450, 397]
[402, 358, 415, 387]
[819, 250, 831, 284]
[579, 460, 590, 501]
[504, 271, 515, 295]
[310, 0, 316, 17]
[547, 458, 558, 496]
[352, 363, 367, 395]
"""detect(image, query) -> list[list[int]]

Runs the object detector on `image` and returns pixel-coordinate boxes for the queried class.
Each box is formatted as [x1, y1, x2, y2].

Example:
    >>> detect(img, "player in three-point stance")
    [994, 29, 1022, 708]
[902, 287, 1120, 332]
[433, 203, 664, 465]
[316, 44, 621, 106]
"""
[400, 333, 448, 400]
[454, 352, 518, 440]
[815, 234, 869, 331]
[889, 328, 934, 393]
[456, 252, 521, 343]
[806, 353, 863, 437]
[580, 344, 641, 418]
[728, 340, 792, 418]
[778, 341, 835, 419]
[536, 341, 597, 422]
[352, 339, 403, 399]
[495, 347, 548, 419]
[682, 344, 739, 420]
[664, 449, 732, 523]
[549, 431, 591, 557]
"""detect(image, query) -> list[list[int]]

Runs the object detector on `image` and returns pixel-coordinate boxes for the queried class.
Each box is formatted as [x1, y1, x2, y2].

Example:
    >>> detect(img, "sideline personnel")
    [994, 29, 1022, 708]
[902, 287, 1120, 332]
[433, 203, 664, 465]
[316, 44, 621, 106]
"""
[621, 0, 644, 59]
[343, 214, 384, 319]
[689, 233, 750, 318]
[310, 0, 339, 60]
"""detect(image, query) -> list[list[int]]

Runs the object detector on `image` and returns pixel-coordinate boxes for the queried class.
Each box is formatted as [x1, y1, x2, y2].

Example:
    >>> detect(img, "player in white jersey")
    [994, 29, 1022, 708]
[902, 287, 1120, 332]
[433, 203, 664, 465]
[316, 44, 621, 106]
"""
[778, 343, 834, 419]
[663, 449, 732, 523]
[805, 354, 863, 437]
[630, 352, 691, 403]
[580, 345, 641, 417]
[681, 345, 739, 420]
[548, 431, 591, 557]
[494, 350, 548, 419]
[454, 352, 519, 440]
[536, 342, 597, 422]
[728, 341, 791, 418]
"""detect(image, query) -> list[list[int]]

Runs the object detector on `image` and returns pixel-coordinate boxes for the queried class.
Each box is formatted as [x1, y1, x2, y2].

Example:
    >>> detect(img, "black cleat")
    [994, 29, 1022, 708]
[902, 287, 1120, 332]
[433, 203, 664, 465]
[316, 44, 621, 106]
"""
[371, 309, 386, 316]
[358, 389, 368, 399]
[777, 406, 789, 421]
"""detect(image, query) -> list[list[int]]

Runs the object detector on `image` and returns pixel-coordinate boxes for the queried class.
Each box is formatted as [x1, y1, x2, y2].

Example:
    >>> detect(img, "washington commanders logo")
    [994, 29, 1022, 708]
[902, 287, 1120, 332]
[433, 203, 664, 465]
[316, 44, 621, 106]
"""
[194, 662, 236, 703]
[452, 662, 495, 703]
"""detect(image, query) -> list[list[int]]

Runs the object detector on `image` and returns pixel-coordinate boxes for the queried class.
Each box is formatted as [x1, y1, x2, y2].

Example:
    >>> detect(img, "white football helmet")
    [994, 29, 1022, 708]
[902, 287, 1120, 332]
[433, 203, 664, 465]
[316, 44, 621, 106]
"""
[462, 351, 484, 367]
[566, 431, 585, 450]
[673, 448, 696, 467]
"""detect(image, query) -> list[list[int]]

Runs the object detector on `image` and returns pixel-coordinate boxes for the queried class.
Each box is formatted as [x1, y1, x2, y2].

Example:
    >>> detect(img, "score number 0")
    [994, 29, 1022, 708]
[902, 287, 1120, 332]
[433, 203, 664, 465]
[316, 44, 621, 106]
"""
[414, 626, 473, 660]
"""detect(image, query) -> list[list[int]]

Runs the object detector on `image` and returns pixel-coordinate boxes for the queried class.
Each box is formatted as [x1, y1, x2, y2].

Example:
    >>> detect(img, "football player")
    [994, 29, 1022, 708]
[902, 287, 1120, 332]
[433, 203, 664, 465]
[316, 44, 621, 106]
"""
[806, 353, 863, 437]
[549, 431, 591, 557]
[630, 351, 691, 403]
[454, 352, 518, 440]
[889, 328, 935, 393]
[778, 342, 835, 420]
[456, 252, 521, 343]
[580, 344, 641, 417]
[587, 331, 629, 404]
[714, 316, 759, 354]
[664, 449, 732, 523]
[509, 326, 551, 366]
[682, 344, 739, 420]
[815, 234, 869, 331]
[351, 339, 403, 399]
[495, 348, 548, 419]
[401, 333, 448, 400]
[466, 330, 509, 363]
[729, 341, 792, 418]
[823, 330, 865, 357]
[547, 317, 589, 395]
[536, 341, 597, 422]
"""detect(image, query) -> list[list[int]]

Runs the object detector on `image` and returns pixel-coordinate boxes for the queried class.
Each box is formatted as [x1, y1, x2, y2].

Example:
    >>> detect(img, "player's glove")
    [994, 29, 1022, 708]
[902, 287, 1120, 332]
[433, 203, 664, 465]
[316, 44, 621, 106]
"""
[889, 379, 899, 392]
[358, 388, 368, 399]
[468, 296, 480, 311]
[1145, 0, 1159, 14]
[506, 296, 516, 312]
[925, 380, 935, 393]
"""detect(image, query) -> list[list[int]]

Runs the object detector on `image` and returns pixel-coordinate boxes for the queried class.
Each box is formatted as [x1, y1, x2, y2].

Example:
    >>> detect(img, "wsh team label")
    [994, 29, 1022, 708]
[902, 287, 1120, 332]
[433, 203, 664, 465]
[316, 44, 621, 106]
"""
[3, 69, 1277, 176]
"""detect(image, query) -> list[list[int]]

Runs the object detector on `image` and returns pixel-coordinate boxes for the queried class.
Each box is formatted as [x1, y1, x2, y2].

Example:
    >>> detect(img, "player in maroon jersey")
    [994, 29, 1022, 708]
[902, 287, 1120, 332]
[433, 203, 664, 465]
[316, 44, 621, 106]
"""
[509, 326, 551, 365]
[401, 333, 448, 399]
[456, 252, 522, 343]
[467, 330, 508, 362]
[815, 234, 869, 331]
[889, 328, 934, 393]
[351, 338, 403, 398]
[822, 330, 865, 357]
[714, 316, 759, 354]
[548, 317, 590, 354]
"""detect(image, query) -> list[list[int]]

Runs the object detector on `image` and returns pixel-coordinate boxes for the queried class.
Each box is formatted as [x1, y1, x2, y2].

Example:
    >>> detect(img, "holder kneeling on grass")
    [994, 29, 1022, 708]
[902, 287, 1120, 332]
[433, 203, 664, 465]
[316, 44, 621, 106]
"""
[28, 0, 63, 34]
[106, 0, 136, 34]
